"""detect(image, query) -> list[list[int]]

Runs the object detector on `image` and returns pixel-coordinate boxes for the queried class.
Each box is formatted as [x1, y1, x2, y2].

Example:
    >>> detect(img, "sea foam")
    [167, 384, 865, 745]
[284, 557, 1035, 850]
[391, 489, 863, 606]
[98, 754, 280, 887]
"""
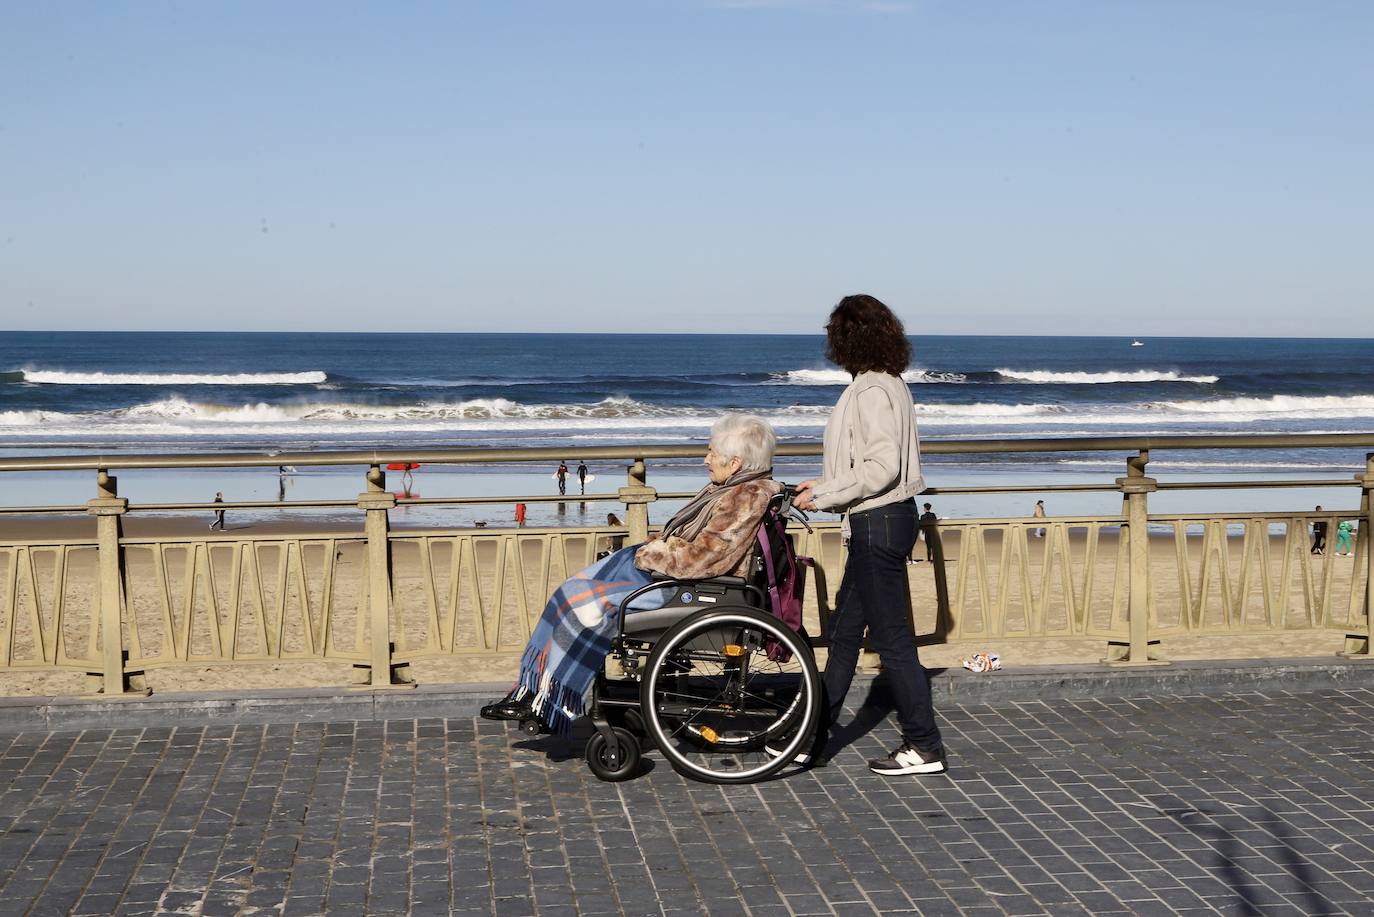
[994, 369, 1219, 384]
[1158, 394, 1374, 415]
[773, 369, 967, 385]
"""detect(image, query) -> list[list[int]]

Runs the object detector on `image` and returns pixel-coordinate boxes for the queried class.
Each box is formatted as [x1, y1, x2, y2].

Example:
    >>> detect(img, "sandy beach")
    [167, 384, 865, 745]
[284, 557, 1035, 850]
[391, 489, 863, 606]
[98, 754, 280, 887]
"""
[1, 512, 1364, 697]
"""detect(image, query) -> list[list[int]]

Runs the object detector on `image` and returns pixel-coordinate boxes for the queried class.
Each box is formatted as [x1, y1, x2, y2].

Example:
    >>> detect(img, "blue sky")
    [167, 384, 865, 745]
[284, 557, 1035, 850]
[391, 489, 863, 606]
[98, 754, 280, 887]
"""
[2, 1, 1371, 335]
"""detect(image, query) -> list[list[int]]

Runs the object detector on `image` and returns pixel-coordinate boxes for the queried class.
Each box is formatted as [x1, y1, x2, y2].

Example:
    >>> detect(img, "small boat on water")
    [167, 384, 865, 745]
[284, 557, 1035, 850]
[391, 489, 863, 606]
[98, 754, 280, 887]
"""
[1131, 339, 1144, 347]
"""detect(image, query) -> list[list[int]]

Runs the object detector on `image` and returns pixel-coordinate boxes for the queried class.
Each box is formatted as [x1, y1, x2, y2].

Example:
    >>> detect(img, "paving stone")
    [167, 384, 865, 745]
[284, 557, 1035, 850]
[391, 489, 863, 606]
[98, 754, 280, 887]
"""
[0, 688, 1372, 915]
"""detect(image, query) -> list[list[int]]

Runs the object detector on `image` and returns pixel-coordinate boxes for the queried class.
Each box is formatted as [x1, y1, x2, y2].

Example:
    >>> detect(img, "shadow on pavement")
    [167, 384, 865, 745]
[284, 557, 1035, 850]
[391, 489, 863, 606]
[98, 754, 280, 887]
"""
[1164, 804, 1336, 915]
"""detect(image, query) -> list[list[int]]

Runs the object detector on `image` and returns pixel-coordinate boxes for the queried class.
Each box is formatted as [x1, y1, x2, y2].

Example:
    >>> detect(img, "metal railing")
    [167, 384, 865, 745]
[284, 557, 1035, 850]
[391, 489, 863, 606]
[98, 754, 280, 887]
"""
[0, 434, 1371, 695]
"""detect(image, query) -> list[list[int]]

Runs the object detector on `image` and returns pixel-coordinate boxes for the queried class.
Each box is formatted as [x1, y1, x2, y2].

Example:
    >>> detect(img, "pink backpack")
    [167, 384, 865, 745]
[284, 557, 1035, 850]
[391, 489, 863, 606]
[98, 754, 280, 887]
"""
[755, 509, 810, 660]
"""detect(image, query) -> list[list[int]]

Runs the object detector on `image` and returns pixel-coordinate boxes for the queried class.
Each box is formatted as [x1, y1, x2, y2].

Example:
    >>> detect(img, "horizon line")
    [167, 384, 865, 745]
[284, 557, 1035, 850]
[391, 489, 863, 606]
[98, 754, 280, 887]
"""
[5, 329, 1374, 342]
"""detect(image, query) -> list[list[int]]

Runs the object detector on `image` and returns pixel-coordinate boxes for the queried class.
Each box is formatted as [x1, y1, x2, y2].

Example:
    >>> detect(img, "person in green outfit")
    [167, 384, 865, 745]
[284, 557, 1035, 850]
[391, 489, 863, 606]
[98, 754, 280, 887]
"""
[1335, 519, 1355, 556]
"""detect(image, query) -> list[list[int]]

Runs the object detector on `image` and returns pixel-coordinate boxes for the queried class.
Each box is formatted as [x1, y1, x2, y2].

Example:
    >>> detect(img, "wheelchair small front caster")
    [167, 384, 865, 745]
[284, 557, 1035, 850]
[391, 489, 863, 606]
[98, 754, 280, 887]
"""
[519, 719, 542, 736]
[585, 726, 640, 782]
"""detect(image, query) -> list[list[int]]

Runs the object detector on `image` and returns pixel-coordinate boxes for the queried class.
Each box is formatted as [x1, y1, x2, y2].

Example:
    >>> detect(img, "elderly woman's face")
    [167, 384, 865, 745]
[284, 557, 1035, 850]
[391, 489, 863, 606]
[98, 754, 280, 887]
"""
[704, 445, 743, 484]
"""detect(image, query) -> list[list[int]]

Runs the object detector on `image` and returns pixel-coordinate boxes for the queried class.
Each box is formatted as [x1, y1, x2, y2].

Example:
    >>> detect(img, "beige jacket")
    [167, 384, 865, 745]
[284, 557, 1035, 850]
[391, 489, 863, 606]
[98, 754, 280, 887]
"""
[811, 371, 925, 518]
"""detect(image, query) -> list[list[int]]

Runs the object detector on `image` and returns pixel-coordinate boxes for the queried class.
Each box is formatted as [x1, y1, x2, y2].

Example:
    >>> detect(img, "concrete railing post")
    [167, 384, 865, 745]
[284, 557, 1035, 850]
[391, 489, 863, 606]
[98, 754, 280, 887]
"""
[86, 469, 149, 696]
[1107, 450, 1168, 666]
[1341, 453, 1374, 659]
[356, 463, 414, 688]
[619, 458, 657, 545]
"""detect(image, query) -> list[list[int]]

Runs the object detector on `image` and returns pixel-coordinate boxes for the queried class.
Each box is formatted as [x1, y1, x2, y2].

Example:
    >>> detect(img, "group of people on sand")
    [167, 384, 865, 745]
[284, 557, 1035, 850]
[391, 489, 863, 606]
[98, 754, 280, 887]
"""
[1311, 506, 1357, 556]
[554, 460, 590, 495]
[483, 294, 948, 778]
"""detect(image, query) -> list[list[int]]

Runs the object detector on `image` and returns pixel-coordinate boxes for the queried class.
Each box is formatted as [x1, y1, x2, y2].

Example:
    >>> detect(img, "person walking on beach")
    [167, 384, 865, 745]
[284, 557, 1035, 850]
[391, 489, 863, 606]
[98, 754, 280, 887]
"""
[908, 502, 939, 563]
[209, 492, 226, 531]
[577, 461, 589, 495]
[786, 294, 946, 777]
[1312, 507, 1327, 554]
[1335, 518, 1354, 556]
[514, 502, 527, 526]
[1032, 499, 1047, 538]
[555, 461, 568, 496]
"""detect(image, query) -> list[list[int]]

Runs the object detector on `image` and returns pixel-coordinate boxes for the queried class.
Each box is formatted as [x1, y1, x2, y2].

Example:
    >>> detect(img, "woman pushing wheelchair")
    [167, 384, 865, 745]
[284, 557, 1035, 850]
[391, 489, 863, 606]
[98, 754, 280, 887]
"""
[481, 414, 783, 735]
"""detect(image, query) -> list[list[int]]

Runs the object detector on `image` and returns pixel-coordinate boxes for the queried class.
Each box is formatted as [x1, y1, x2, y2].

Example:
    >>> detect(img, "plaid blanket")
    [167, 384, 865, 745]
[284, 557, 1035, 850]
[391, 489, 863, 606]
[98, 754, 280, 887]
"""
[512, 545, 665, 735]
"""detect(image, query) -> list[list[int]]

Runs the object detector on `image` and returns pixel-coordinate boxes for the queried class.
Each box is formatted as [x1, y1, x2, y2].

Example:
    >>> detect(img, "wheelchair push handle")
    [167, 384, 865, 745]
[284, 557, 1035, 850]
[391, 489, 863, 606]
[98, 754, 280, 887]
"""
[770, 482, 813, 533]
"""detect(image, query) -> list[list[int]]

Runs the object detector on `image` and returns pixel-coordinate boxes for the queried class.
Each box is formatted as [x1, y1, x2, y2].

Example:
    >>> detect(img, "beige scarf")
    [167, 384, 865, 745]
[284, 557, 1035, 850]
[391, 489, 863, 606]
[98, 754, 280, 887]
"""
[659, 468, 772, 543]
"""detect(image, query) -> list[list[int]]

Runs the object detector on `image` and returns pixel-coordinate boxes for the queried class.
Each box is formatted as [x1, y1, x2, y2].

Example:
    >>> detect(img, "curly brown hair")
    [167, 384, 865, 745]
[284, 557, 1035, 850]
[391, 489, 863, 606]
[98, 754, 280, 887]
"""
[824, 294, 910, 376]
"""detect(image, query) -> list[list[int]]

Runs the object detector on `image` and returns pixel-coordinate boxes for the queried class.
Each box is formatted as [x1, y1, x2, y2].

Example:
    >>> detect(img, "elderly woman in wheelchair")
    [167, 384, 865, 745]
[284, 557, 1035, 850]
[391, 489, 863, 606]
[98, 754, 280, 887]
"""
[481, 414, 820, 783]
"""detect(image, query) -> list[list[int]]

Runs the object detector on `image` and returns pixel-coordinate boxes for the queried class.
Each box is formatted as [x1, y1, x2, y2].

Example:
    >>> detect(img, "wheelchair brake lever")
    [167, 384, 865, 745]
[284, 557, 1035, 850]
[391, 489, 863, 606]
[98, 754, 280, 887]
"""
[774, 483, 813, 533]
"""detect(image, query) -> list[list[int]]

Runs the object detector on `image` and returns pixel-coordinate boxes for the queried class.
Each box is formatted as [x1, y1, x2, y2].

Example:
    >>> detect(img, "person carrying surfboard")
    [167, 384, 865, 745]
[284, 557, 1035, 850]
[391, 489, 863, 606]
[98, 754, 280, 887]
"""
[577, 461, 588, 494]
[556, 461, 568, 495]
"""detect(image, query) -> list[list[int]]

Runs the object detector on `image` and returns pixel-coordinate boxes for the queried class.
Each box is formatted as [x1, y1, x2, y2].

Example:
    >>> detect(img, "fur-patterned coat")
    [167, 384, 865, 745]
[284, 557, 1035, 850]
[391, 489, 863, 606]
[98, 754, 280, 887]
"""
[634, 479, 780, 579]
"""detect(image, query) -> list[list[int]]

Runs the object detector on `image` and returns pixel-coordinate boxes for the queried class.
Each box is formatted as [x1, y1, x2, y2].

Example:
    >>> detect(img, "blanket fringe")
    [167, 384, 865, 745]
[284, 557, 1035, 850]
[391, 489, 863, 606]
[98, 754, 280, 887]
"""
[513, 644, 587, 735]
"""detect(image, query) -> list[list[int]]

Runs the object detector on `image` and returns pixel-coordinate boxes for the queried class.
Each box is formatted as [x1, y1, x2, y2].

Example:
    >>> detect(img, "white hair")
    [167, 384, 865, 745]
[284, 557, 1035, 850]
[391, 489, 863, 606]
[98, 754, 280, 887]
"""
[709, 414, 776, 473]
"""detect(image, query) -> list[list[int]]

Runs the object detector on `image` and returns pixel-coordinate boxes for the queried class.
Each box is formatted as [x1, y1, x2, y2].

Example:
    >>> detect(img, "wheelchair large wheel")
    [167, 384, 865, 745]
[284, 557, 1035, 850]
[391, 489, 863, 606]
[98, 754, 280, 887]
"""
[640, 605, 820, 784]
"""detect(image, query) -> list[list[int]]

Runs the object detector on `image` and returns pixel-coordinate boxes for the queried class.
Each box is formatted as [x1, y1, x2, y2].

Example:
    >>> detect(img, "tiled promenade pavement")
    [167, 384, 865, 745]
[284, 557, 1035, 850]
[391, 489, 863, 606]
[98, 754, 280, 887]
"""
[1, 689, 1372, 916]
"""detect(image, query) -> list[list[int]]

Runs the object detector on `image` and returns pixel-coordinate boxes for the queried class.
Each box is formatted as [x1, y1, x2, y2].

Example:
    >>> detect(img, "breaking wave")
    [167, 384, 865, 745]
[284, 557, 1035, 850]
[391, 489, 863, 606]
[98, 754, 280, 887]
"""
[773, 368, 967, 385]
[994, 369, 1219, 384]
[0, 396, 1069, 435]
[4, 392, 1374, 440]
[15, 369, 328, 385]
[1157, 394, 1374, 416]
[111, 395, 682, 422]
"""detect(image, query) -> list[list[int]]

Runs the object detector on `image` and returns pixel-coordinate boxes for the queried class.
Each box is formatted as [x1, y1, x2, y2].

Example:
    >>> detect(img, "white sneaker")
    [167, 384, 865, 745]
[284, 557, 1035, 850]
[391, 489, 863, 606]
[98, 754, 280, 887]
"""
[764, 739, 812, 765]
[868, 742, 946, 776]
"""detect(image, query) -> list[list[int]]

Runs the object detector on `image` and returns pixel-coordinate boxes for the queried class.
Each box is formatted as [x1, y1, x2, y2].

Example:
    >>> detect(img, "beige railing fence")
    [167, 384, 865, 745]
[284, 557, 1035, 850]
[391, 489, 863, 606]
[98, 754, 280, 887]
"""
[0, 434, 1371, 695]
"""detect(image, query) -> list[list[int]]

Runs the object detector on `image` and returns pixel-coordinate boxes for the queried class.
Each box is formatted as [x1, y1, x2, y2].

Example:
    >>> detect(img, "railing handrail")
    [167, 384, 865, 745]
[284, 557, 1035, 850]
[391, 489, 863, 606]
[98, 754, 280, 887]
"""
[1, 430, 1370, 693]
[2, 431, 1373, 472]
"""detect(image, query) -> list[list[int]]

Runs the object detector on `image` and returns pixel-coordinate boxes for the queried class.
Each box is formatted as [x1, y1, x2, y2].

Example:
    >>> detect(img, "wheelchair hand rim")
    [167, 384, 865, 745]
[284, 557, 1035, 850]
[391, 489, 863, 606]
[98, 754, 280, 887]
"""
[641, 606, 818, 782]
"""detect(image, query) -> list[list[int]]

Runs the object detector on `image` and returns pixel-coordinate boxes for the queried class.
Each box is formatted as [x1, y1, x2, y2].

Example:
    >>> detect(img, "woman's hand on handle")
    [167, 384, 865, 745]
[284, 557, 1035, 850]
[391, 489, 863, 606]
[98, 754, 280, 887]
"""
[793, 479, 819, 512]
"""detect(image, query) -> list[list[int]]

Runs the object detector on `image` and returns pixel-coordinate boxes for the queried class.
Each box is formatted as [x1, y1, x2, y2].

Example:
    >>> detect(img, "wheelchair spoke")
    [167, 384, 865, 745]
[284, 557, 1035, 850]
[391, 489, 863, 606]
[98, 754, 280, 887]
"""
[641, 607, 820, 783]
[735, 688, 789, 712]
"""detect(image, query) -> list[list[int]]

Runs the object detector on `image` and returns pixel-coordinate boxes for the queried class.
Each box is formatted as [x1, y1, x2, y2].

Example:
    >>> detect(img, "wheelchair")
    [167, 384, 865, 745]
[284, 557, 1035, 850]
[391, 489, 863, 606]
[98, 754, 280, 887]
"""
[519, 486, 822, 784]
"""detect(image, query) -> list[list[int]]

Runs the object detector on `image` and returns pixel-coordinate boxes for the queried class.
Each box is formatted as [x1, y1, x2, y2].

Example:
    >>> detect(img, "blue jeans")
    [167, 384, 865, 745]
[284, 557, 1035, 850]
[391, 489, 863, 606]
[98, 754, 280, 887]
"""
[822, 500, 943, 753]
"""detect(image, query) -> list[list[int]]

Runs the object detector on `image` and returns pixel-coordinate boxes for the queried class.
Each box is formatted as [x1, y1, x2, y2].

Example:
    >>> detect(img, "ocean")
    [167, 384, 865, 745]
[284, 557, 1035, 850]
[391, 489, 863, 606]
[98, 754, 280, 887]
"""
[2, 331, 1372, 522]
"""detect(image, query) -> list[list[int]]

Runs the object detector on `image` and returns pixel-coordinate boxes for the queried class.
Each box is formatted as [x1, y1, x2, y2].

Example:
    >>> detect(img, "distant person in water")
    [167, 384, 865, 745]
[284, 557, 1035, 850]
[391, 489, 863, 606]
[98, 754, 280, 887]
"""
[209, 492, 226, 530]
[577, 461, 589, 494]
[1032, 499, 1046, 538]
[556, 461, 568, 495]
[1312, 507, 1327, 554]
